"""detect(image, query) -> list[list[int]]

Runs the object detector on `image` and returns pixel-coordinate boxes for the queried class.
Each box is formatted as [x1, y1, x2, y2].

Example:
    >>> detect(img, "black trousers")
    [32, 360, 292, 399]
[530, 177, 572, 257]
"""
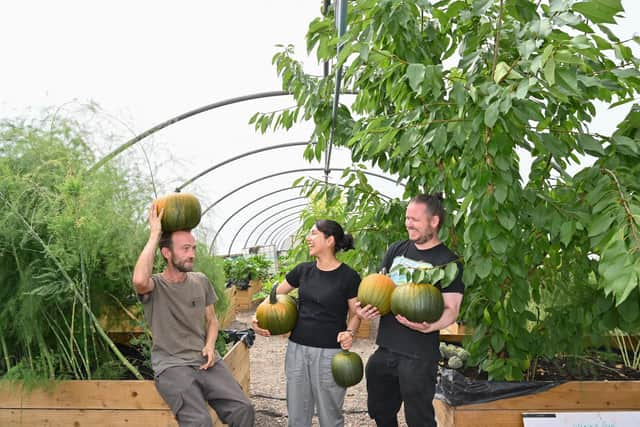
[365, 347, 438, 427]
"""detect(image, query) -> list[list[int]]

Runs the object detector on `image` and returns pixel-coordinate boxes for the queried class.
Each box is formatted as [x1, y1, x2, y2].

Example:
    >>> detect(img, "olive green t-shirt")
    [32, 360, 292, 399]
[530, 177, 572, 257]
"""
[139, 272, 217, 375]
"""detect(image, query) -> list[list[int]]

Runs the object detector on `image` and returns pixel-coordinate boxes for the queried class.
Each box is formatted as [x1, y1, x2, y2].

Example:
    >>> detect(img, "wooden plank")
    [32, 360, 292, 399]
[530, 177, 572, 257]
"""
[0, 341, 250, 411]
[0, 408, 223, 427]
[433, 399, 455, 427]
[0, 409, 178, 427]
[452, 409, 527, 427]
[0, 381, 167, 410]
[456, 381, 640, 411]
[434, 381, 640, 427]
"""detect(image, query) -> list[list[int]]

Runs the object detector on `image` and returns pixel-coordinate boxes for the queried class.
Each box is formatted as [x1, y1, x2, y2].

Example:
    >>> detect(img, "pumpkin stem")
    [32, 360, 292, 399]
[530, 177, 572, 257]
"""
[269, 283, 278, 304]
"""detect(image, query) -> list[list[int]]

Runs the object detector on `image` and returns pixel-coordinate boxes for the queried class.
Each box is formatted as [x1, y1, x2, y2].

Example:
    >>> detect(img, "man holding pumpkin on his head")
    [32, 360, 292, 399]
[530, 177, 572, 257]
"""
[356, 193, 465, 427]
[132, 201, 254, 427]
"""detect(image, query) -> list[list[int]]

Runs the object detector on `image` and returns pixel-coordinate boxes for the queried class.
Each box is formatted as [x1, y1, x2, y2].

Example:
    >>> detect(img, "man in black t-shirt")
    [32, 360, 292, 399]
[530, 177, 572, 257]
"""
[357, 193, 465, 427]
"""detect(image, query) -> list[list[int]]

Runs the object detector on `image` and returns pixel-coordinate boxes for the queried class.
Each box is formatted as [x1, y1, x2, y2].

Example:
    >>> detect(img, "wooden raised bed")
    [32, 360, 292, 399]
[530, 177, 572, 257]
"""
[219, 287, 237, 328]
[0, 339, 251, 427]
[234, 279, 262, 311]
[433, 380, 640, 427]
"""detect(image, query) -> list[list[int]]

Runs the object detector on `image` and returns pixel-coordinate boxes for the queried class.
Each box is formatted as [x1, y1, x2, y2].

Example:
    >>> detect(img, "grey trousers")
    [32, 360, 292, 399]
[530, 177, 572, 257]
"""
[154, 362, 255, 427]
[285, 341, 346, 427]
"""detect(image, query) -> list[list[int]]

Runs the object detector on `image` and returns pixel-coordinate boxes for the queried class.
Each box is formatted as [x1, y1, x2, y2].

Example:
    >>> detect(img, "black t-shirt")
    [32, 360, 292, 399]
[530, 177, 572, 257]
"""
[286, 261, 361, 349]
[378, 240, 465, 359]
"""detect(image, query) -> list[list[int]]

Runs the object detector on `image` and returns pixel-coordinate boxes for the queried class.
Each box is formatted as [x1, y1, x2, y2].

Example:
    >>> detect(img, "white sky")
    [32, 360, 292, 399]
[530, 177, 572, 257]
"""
[1, 1, 638, 255]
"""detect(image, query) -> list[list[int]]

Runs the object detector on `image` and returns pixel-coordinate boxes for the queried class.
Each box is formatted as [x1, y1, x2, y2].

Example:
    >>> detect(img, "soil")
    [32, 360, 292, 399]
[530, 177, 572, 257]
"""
[229, 308, 640, 426]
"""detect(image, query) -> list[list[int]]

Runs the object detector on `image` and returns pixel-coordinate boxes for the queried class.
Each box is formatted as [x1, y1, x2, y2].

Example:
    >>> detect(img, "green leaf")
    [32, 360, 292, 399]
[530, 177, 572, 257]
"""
[489, 235, 508, 253]
[588, 213, 615, 237]
[616, 296, 639, 323]
[452, 81, 466, 109]
[556, 67, 578, 94]
[543, 58, 556, 86]
[572, 0, 623, 24]
[612, 135, 639, 156]
[493, 182, 508, 204]
[494, 62, 510, 83]
[472, 0, 492, 16]
[491, 333, 505, 352]
[407, 63, 426, 93]
[554, 50, 584, 65]
[576, 134, 605, 156]
[497, 210, 516, 230]
[443, 262, 459, 288]
[476, 258, 492, 279]
[560, 221, 575, 246]
[514, 78, 530, 99]
[484, 101, 500, 128]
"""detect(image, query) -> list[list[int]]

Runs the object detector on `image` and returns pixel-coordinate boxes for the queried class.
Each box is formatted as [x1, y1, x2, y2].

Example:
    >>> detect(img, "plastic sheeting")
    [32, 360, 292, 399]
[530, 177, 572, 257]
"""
[223, 328, 256, 348]
[435, 368, 564, 406]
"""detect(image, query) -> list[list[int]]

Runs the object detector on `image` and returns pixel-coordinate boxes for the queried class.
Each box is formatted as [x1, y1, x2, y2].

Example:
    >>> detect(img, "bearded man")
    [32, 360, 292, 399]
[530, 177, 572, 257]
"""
[357, 193, 465, 427]
[132, 204, 254, 427]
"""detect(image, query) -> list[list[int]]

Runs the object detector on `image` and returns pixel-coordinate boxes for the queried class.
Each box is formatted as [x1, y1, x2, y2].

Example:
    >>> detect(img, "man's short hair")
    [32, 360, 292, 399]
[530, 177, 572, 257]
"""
[410, 193, 445, 230]
[159, 231, 173, 262]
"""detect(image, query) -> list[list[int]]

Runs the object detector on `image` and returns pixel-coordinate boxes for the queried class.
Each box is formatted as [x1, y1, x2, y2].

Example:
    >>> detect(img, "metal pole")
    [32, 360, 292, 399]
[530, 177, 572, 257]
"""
[90, 91, 291, 172]
[176, 142, 313, 191]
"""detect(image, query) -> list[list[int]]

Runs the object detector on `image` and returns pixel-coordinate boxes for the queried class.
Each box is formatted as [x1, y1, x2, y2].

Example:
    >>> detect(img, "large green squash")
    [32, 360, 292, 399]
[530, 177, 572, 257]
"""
[255, 284, 298, 335]
[154, 192, 202, 232]
[390, 282, 444, 323]
[331, 350, 363, 388]
[357, 273, 396, 315]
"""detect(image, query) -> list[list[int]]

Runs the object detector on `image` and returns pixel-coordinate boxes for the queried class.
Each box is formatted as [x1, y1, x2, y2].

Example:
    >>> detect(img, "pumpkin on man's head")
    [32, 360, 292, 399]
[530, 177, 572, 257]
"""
[154, 192, 202, 232]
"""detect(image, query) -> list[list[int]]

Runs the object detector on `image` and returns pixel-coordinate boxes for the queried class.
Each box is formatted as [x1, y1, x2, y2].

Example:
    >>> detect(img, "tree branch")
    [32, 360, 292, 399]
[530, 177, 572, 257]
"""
[601, 168, 640, 250]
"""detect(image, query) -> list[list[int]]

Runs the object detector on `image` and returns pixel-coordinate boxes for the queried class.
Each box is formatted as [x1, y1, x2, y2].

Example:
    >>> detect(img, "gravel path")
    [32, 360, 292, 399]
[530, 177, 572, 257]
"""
[231, 309, 406, 427]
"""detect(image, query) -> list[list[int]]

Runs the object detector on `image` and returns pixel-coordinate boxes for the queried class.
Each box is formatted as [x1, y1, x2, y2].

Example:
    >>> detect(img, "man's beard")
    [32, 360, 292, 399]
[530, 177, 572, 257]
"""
[412, 230, 434, 245]
[172, 257, 193, 272]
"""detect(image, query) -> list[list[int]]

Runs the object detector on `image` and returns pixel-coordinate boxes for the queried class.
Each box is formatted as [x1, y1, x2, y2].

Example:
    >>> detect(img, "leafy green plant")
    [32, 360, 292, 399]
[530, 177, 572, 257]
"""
[252, 0, 640, 380]
[223, 255, 272, 287]
[0, 115, 150, 381]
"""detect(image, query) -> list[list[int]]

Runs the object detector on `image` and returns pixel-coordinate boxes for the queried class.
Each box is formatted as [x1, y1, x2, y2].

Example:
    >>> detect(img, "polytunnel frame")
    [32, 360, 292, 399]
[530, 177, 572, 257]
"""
[265, 217, 302, 247]
[242, 184, 394, 250]
[210, 185, 305, 248]
[85, 1, 382, 257]
[245, 205, 305, 249]
[87, 82, 400, 256]
[254, 211, 305, 248]
[275, 224, 301, 250]
[197, 167, 402, 253]
[225, 202, 309, 256]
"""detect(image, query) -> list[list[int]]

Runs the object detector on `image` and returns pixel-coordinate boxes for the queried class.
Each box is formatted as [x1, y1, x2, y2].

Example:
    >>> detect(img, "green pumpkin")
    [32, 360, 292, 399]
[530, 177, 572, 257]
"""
[331, 350, 363, 388]
[390, 282, 444, 323]
[255, 285, 298, 335]
[357, 273, 396, 316]
[154, 192, 202, 232]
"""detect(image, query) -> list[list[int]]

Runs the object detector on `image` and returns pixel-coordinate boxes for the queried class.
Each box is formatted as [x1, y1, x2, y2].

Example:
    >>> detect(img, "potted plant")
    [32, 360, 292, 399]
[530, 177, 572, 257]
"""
[223, 255, 272, 310]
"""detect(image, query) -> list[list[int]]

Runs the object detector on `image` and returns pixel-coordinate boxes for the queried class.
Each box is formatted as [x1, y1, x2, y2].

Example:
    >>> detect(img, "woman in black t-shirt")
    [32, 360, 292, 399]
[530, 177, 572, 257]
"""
[253, 219, 361, 427]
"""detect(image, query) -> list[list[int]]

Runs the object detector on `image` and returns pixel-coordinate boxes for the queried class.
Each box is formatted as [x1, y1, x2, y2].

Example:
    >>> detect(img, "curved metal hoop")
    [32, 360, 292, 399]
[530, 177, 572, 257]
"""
[90, 91, 291, 172]
[203, 167, 402, 216]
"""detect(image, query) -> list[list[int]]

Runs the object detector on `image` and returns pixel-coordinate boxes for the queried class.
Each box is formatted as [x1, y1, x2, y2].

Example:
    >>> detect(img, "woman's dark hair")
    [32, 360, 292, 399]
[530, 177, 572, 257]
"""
[410, 193, 446, 230]
[315, 219, 354, 253]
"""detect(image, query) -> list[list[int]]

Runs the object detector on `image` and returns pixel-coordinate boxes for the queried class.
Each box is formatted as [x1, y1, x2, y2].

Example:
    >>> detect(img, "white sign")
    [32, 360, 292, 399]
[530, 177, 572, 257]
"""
[523, 412, 640, 427]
